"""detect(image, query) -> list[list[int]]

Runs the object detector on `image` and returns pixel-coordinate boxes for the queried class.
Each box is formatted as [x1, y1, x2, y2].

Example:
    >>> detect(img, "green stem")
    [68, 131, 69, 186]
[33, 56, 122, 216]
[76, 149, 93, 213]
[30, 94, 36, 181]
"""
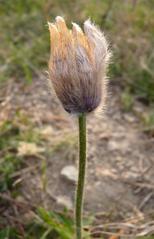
[75, 113, 87, 239]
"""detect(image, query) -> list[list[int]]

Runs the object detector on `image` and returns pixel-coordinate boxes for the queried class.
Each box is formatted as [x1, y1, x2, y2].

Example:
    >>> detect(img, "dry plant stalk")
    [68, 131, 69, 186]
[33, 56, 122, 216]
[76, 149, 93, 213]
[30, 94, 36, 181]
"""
[48, 16, 111, 239]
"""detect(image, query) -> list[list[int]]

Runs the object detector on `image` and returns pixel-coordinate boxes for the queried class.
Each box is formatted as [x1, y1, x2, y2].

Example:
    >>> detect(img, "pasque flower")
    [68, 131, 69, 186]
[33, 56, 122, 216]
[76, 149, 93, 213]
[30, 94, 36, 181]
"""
[48, 16, 110, 114]
[48, 17, 111, 239]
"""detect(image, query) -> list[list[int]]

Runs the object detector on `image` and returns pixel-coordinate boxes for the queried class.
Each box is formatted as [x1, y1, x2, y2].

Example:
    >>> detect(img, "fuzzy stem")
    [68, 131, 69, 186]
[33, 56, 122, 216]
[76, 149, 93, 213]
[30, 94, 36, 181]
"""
[75, 113, 87, 239]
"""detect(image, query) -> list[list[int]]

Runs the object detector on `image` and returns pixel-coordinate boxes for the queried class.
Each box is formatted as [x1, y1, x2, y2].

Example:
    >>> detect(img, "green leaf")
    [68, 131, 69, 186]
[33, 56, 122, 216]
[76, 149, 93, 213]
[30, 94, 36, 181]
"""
[37, 207, 74, 239]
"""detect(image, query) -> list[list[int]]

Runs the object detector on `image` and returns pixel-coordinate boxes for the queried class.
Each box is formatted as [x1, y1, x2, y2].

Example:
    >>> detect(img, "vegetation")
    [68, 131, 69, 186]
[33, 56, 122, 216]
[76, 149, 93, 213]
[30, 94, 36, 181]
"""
[0, 0, 154, 238]
[0, 0, 154, 104]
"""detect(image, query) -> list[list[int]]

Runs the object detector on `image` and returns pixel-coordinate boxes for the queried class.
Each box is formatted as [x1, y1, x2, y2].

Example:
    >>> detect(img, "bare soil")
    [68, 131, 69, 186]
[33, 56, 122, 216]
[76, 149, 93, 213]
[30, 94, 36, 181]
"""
[1, 77, 154, 225]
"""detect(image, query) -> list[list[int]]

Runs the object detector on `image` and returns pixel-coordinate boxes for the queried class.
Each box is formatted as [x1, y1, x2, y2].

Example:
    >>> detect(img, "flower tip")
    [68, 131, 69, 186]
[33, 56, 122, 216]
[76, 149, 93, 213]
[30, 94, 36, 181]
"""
[84, 18, 92, 27]
[72, 22, 82, 33]
[56, 16, 65, 23]
[48, 22, 58, 32]
[47, 21, 52, 28]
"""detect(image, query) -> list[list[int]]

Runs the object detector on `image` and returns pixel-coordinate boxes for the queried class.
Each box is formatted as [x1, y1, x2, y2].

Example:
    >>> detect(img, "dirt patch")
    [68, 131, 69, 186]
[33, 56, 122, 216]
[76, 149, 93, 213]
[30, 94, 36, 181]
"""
[1, 77, 154, 222]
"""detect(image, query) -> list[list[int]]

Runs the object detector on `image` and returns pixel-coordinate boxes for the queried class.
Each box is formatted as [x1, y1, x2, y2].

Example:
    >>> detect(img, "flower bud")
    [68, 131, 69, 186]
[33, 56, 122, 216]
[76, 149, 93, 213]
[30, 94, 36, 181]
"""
[48, 17, 111, 114]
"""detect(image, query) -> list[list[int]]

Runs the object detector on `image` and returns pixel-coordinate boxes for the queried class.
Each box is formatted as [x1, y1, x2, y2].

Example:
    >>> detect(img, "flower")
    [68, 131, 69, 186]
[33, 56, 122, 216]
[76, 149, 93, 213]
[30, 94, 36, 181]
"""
[48, 16, 111, 114]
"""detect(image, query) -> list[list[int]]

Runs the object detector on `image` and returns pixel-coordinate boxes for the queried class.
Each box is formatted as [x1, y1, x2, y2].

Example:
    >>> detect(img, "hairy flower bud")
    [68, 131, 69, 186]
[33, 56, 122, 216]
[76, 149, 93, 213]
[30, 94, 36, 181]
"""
[48, 17, 111, 114]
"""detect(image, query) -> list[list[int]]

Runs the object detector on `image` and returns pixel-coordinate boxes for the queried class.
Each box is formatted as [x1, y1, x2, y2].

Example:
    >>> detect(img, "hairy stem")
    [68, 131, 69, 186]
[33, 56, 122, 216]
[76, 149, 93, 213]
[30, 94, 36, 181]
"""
[75, 113, 87, 239]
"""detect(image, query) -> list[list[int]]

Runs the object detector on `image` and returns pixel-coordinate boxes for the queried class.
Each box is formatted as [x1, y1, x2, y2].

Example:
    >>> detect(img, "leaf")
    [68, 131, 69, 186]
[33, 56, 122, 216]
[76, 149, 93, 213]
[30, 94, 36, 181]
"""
[37, 207, 74, 239]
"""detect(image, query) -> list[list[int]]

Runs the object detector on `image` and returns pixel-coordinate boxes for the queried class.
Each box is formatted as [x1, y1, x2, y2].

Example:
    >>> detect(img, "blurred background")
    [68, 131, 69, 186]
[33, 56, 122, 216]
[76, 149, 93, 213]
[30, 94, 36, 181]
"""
[0, 0, 154, 238]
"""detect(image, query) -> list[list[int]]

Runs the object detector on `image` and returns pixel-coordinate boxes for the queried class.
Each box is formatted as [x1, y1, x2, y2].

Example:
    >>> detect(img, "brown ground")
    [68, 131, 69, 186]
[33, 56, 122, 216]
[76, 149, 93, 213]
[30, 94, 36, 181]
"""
[1, 77, 154, 228]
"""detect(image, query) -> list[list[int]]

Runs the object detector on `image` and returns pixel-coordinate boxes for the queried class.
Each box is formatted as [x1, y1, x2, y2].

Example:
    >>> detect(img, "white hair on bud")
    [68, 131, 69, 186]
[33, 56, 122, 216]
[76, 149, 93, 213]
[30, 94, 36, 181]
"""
[48, 17, 111, 114]
[48, 22, 58, 31]
[84, 19, 110, 70]
[55, 16, 65, 22]
[72, 22, 83, 34]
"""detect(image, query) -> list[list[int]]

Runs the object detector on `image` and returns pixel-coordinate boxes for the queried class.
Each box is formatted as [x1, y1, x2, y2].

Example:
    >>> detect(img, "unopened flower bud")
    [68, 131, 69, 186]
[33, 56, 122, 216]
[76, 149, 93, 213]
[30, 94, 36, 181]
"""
[48, 17, 111, 114]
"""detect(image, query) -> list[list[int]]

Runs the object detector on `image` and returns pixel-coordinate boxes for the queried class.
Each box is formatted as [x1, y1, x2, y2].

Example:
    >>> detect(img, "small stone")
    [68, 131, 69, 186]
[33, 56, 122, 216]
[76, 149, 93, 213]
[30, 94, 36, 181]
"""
[40, 126, 54, 138]
[108, 140, 120, 151]
[23, 211, 35, 223]
[61, 165, 78, 183]
[56, 195, 73, 210]
[122, 171, 139, 181]
[16, 195, 25, 203]
[124, 113, 137, 123]
[108, 139, 130, 152]
[133, 103, 144, 114]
